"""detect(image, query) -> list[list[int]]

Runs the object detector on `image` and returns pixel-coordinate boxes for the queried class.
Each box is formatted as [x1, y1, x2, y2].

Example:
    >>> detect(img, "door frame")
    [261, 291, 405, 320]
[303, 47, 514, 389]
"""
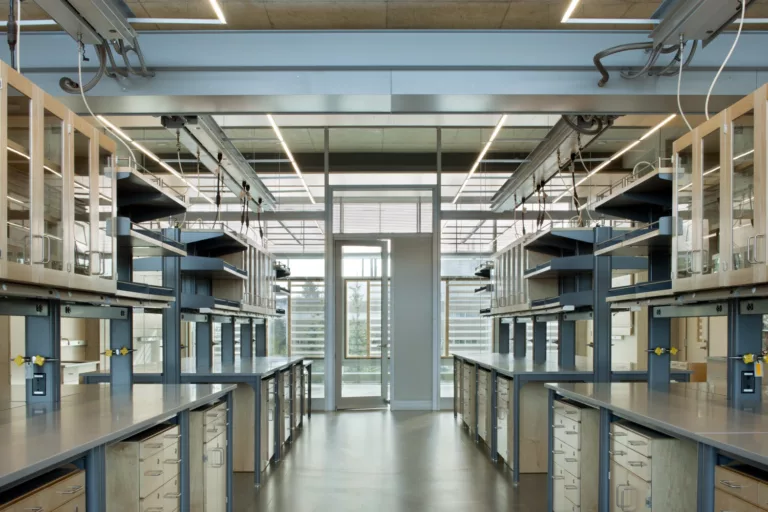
[333, 238, 389, 410]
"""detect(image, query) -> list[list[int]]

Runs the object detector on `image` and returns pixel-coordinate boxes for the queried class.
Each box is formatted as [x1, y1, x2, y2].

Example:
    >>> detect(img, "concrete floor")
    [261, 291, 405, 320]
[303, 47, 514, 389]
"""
[234, 411, 547, 511]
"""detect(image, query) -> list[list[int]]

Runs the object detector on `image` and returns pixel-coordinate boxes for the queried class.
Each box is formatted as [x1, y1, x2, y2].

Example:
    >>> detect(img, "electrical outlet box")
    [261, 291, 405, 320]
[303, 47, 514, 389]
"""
[32, 373, 46, 396]
[741, 371, 756, 394]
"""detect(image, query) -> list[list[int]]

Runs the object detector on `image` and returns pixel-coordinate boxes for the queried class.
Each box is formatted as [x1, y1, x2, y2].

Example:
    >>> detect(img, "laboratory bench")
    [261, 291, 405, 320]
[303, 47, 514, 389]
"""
[0, 383, 235, 512]
[82, 356, 310, 486]
[452, 353, 691, 485]
[546, 382, 768, 512]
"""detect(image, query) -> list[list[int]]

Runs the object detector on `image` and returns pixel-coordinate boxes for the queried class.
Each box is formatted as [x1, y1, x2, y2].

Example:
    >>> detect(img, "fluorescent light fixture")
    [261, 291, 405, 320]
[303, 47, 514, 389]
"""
[267, 114, 316, 205]
[7, 146, 30, 160]
[0, 19, 58, 27]
[128, 18, 223, 25]
[735, 148, 755, 161]
[561, 0, 581, 22]
[453, 114, 508, 204]
[44, 166, 62, 178]
[97, 116, 214, 204]
[562, 17, 768, 25]
[679, 149, 754, 192]
[555, 115, 677, 204]
[208, 0, 227, 24]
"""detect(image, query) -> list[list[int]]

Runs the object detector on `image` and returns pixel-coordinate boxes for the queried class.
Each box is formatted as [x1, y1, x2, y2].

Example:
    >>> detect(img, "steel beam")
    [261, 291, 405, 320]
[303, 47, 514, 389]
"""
[558, 314, 576, 368]
[110, 310, 134, 389]
[593, 227, 612, 383]
[654, 303, 727, 318]
[0, 300, 48, 316]
[181, 312, 209, 323]
[255, 321, 267, 357]
[496, 319, 509, 354]
[241, 321, 253, 359]
[162, 228, 182, 385]
[62, 304, 130, 319]
[4, 32, 763, 114]
[85, 445, 107, 511]
[647, 312, 671, 391]
[533, 320, 547, 364]
[221, 321, 235, 365]
[196, 321, 212, 370]
[697, 443, 716, 512]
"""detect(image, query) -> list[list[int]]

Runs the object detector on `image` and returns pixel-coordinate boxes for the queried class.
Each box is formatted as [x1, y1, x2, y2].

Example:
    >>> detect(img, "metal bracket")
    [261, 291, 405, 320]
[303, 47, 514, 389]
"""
[562, 311, 593, 322]
[0, 300, 49, 317]
[535, 314, 559, 323]
[211, 315, 233, 324]
[180, 312, 209, 323]
[61, 304, 129, 319]
[653, 303, 726, 318]
[740, 299, 768, 315]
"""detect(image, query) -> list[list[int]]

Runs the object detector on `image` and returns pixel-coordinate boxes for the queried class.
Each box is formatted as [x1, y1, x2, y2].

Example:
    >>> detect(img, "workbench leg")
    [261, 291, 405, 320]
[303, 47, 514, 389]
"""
[274, 373, 281, 462]
[196, 320, 212, 371]
[240, 321, 253, 359]
[85, 445, 106, 511]
[474, 364, 480, 444]
[253, 378, 263, 487]
[647, 311, 671, 391]
[547, 389, 555, 512]
[533, 318, 547, 364]
[221, 320, 235, 366]
[593, 227, 613, 383]
[598, 407, 611, 512]
[255, 321, 267, 357]
[226, 391, 234, 512]
[496, 320, 510, 355]
[558, 315, 576, 368]
[697, 443, 715, 512]
[453, 356, 458, 419]
[307, 364, 312, 419]
[512, 377, 521, 485]
[490, 369, 498, 463]
[513, 320, 527, 359]
[178, 409, 190, 512]
[110, 311, 133, 389]
[162, 227, 182, 385]
[727, 299, 763, 408]
[25, 300, 61, 404]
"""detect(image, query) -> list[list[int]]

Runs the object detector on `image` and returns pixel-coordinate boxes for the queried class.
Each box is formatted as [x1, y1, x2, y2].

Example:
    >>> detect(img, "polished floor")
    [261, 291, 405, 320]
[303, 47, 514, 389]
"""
[234, 411, 547, 511]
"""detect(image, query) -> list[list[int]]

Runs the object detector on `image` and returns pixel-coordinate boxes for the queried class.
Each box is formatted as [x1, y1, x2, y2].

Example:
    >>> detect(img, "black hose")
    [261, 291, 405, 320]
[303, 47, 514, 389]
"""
[593, 42, 654, 87]
[620, 45, 665, 80]
[59, 44, 108, 94]
[563, 115, 604, 136]
[658, 40, 698, 77]
[7, 0, 17, 70]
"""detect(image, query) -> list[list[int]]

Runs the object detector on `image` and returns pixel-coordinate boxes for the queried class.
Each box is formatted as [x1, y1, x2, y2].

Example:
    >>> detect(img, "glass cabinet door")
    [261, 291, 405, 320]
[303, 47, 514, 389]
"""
[674, 143, 694, 281]
[73, 129, 92, 277]
[700, 128, 721, 276]
[731, 109, 758, 270]
[98, 142, 115, 282]
[42, 108, 65, 274]
[6, 85, 35, 278]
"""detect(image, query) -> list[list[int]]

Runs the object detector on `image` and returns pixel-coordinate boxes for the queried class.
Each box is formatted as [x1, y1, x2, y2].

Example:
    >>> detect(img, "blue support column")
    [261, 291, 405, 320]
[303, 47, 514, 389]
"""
[162, 227, 182, 384]
[196, 320, 212, 370]
[178, 409, 190, 512]
[533, 318, 547, 364]
[221, 320, 235, 365]
[226, 391, 234, 512]
[25, 300, 61, 404]
[558, 315, 576, 368]
[252, 378, 263, 487]
[697, 443, 716, 512]
[255, 320, 267, 357]
[598, 407, 611, 512]
[511, 377, 521, 485]
[647, 310, 672, 390]
[240, 321, 253, 359]
[513, 320, 527, 359]
[490, 369, 498, 462]
[727, 299, 763, 408]
[547, 389, 555, 512]
[497, 319, 510, 354]
[85, 445, 106, 510]
[593, 227, 613, 383]
[274, 374, 282, 462]
[109, 310, 133, 389]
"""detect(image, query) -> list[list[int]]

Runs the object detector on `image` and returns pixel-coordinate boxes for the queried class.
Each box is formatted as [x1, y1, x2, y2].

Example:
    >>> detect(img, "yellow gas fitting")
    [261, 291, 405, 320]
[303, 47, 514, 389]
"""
[743, 353, 756, 364]
[32, 356, 46, 366]
[12, 355, 25, 367]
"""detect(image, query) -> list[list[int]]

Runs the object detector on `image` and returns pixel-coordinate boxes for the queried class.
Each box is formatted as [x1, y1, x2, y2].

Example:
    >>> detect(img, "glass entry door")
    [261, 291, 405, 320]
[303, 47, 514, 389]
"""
[334, 241, 389, 409]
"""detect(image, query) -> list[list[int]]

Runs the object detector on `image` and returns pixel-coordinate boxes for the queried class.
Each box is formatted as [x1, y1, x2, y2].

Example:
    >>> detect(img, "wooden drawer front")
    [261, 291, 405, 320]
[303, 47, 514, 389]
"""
[553, 465, 581, 512]
[10, 471, 85, 512]
[758, 482, 768, 509]
[140, 425, 178, 460]
[610, 423, 651, 458]
[497, 377, 510, 394]
[553, 438, 580, 478]
[611, 438, 651, 482]
[716, 466, 761, 506]
[162, 443, 181, 478]
[553, 400, 581, 422]
[139, 451, 166, 499]
[161, 475, 181, 512]
[715, 489, 762, 512]
[52, 493, 85, 512]
[205, 414, 228, 443]
[497, 390, 509, 410]
[563, 468, 581, 505]
[204, 403, 228, 426]
[553, 413, 581, 450]
[497, 408, 508, 461]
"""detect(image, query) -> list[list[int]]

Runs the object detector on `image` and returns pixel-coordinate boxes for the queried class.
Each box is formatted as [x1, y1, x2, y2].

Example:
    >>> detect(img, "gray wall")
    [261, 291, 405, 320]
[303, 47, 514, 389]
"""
[391, 236, 435, 409]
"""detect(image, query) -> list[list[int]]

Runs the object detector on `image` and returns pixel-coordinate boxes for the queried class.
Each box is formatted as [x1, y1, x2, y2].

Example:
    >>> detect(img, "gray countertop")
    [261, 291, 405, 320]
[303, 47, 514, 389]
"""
[547, 382, 768, 466]
[0, 383, 236, 489]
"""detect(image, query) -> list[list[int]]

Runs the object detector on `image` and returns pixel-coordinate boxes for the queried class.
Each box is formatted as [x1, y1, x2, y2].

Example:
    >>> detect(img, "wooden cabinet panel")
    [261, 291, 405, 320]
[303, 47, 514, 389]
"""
[715, 489, 762, 512]
[554, 412, 581, 450]
[52, 493, 86, 512]
[611, 422, 652, 458]
[1, 469, 85, 512]
[716, 466, 762, 507]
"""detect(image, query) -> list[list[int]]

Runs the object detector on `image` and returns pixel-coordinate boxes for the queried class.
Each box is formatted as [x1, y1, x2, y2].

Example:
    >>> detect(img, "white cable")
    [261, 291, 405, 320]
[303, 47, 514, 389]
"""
[705, 0, 746, 120]
[677, 40, 693, 131]
[77, 44, 138, 165]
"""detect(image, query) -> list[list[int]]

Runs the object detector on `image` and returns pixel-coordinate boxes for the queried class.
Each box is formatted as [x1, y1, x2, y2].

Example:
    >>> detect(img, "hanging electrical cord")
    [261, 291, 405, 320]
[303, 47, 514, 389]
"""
[706, 0, 746, 120]
[677, 37, 693, 131]
[576, 146, 596, 224]
[256, 197, 264, 240]
[175, 129, 189, 227]
[214, 152, 223, 225]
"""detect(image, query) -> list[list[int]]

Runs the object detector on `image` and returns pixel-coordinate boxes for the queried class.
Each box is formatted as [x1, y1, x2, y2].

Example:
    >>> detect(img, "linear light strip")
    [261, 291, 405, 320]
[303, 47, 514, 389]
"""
[207, 0, 227, 24]
[561, 0, 581, 22]
[452, 114, 508, 204]
[559, 114, 677, 206]
[266, 114, 316, 205]
[97, 116, 214, 204]
[0, 18, 224, 27]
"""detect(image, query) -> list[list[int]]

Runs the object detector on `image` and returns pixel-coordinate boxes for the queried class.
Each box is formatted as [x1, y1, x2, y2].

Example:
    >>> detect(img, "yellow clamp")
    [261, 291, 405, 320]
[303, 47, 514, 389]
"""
[743, 353, 756, 364]
[104, 347, 133, 358]
[12, 355, 25, 367]
[32, 356, 46, 367]
[652, 347, 678, 356]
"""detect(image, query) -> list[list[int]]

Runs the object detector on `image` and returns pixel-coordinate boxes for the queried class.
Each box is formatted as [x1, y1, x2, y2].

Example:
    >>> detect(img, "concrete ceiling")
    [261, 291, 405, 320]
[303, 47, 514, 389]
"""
[9, 0, 768, 31]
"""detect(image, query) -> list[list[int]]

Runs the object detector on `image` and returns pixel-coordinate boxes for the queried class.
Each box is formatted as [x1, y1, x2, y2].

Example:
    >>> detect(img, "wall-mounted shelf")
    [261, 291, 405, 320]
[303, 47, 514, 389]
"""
[112, 217, 187, 257]
[116, 165, 188, 223]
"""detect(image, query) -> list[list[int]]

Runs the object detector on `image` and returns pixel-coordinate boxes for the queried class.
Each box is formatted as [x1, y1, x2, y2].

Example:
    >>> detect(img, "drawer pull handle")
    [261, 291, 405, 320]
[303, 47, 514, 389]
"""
[564, 410, 577, 415]
[164, 459, 182, 464]
[144, 470, 164, 477]
[565, 485, 578, 490]
[609, 450, 626, 456]
[551, 475, 565, 480]
[163, 434, 182, 439]
[609, 432, 627, 437]
[553, 450, 565, 455]
[144, 443, 164, 449]
[144, 508, 164, 512]
[164, 492, 182, 498]
[719, 480, 744, 489]
[552, 425, 565, 429]
[565, 431, 578, 435]
[627, 440, 647, 447]
[628, 461, 646, 467]
[23, 508, 43, 511]
[565, 458, 578, 463]
[554, 406, 564, 411]
[56, 485, 84, 495]
[206, 427, 218, 433]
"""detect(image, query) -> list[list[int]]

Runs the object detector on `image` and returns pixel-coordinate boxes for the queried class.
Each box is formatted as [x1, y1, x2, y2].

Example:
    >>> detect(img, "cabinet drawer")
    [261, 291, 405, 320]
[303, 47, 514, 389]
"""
[497, 377, 510, 393]
[139, 452, 166, 499]
[553, 438, 580, 477]
[52, 493, 85, 512]
[610, 423, 651, 458]
[140, 425, 178, 460]
[716, 466, 761, 506]
[204, 415, 229, 443]
[553, 400, 581, 422]
[758, 482, 768, 509]
[161, 475, 181, 512]
[611, 438, 651, 482]
[161, 443, 181, 477]
[8, 470, 85, 512]
[553, 413, 581, 449]
[203, 403, 228, 426]
[563, 468, 581, 505]
[715, 489, 761, 512]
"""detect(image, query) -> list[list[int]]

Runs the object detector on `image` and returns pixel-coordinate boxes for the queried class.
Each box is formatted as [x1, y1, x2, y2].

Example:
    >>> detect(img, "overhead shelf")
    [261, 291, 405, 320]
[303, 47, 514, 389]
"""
[275, 263, 291, 279]
[524, 227, 595, 256]
[474, 261, 493, 279]
[181, 293, 241, 311]
[117, 281, 175, 300]
[181, 228, 248, 257]
[607, 280, 673, 299]
[116, 166, 188, 223]
[524, 255, 594, 279]
[595, 217, 674, 257]
[591, 168, 673, 222]
[134, 256, 247, 280]
[112, 217, 187, 257]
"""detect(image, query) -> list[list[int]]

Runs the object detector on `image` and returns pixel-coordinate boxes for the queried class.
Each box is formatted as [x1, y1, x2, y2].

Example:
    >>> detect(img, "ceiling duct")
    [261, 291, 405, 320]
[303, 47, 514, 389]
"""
[490, 116, 613, 213]
[651, 0, 756, 47]
[164, 115, 276, 210]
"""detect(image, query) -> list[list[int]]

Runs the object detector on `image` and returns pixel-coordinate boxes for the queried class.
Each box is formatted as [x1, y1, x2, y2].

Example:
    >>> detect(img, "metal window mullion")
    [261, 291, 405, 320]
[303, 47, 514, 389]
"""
[367, 280, 372, 358]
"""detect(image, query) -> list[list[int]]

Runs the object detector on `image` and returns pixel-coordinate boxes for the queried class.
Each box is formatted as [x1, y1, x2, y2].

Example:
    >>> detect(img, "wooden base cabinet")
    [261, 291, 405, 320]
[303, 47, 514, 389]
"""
[293, 365, 303, 430]
[551, 399, 598, 512]
[191, 401, 228, 512]
[497, 381, 547, 473]
[461, 363, 475, 434]
[608, 421, 697, 511]
[232, 378, 276, 473]
[497, 376, 510, 462]
[715, 464, 768, 511]
[477, 369, 490, 443]
[279, 370, 292, 447]
[106, 424, 181, 512]
[0, 466, 85, 511]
